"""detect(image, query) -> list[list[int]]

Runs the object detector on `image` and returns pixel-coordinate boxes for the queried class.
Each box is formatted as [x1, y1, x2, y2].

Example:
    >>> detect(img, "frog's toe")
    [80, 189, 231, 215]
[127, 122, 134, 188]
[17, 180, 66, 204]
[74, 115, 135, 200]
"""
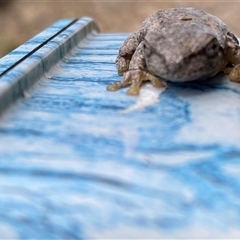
[106, 70, 143, 95]
[106, 71, 132, 92]
[106, 82, 122, 91]
[229, 64, 240, 82]
[127, 86, 140, 95]
[145, 72, 166, 88]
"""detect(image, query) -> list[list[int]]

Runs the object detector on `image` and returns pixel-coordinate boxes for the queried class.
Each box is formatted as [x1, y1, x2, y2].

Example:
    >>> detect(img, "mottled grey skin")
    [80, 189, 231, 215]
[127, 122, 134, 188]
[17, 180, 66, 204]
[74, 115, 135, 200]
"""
[107, 7, 240, 95]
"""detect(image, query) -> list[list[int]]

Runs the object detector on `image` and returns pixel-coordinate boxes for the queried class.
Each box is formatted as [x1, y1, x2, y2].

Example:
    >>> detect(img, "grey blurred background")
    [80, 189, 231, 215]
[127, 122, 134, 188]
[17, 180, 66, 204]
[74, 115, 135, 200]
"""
[1, 1, 240, 58]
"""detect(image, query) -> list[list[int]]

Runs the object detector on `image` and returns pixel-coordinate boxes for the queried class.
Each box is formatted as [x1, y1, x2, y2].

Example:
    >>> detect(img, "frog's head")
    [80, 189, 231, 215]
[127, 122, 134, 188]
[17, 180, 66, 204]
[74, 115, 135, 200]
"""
[143, 23, 226, 82]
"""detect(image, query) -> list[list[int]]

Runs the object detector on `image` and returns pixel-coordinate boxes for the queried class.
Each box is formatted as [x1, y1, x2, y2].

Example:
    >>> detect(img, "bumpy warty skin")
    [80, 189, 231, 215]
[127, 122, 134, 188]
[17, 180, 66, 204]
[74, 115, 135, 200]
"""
[108, 7, 240, 95]
[117, 8, 238, 82]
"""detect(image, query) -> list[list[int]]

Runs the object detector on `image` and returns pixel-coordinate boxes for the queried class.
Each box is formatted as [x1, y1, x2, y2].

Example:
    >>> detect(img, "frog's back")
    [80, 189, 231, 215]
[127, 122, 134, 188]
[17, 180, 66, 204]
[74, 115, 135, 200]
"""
[140, 7, 229, 48]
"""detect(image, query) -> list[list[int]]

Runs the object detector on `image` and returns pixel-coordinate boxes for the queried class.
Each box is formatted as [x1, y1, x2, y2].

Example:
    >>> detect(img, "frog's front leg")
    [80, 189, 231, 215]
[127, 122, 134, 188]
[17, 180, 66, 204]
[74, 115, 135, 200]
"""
[225, 40, 240, 83]
[107, 42, 166, 95]
[224, 65, 240, 83]
[107, 69, 165, 95]
[116, 33, 138, 75]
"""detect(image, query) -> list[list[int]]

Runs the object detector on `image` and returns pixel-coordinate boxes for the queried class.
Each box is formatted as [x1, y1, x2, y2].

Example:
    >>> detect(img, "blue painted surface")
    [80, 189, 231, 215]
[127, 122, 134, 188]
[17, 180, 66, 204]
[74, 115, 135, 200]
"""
[0, 18, 240, 239]
[0, 19, 76, 75]
[0, 17, 99, 116]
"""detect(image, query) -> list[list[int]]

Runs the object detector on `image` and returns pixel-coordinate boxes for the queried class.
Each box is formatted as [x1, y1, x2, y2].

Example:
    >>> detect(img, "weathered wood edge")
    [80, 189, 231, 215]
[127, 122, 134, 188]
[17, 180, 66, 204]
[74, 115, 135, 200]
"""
[0, 17, 100, 116]
[0, 19, 77, 76]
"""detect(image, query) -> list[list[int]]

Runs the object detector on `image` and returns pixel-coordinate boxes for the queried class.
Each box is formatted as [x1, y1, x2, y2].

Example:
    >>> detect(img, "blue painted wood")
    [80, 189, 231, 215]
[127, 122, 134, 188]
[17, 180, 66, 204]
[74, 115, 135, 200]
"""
[0, 18, 240, 239]
[0, 19, 76, 75]
[0, 17, 99, 116]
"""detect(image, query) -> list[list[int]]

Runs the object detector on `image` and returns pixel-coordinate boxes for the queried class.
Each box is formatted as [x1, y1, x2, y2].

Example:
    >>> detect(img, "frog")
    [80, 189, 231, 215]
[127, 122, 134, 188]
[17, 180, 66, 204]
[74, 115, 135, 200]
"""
[106, 7, 240, 95]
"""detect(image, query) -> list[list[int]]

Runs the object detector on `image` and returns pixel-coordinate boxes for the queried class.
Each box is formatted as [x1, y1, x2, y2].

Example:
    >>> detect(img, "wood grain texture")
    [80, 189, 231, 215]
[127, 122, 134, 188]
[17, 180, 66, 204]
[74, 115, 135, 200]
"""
[0, 18, 240, 239]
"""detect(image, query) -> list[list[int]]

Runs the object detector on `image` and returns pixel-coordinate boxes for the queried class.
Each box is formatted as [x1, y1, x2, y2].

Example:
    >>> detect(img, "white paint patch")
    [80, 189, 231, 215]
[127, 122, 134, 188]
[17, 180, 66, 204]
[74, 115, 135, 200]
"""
[0, 223, 19, 239]
[122, 83, 167, 113]
[138, 150, 214, 165]
[175, 83, 240, 148]
[90, 224, 240, 239]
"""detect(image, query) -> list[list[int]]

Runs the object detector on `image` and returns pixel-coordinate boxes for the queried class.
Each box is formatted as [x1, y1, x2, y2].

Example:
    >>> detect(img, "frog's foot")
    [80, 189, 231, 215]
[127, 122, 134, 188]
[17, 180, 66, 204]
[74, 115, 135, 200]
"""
[107, 69, 166, 95]
[223, 67, 232, 75]
[225, 64, 240, 83]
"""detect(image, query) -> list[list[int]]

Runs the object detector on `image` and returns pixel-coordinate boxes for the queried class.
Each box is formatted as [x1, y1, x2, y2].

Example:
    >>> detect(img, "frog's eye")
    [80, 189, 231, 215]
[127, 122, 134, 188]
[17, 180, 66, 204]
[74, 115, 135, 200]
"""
[143, 39, 151, 49]
[142, 39, 154, 57]
[205, 38, 220, 57]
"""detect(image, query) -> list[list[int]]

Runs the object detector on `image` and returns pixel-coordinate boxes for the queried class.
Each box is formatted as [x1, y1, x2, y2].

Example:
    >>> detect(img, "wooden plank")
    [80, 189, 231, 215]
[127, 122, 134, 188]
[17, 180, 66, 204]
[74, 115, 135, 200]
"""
[0, 19, 77, 75]
[0, 17, 99, 117]
[0, 18, 240, 239]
